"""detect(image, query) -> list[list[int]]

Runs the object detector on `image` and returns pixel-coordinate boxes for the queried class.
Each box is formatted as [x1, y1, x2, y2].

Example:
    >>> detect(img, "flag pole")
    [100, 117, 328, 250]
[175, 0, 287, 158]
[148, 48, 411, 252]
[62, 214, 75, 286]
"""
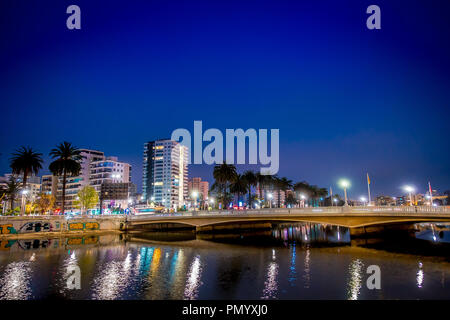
[367, 173, 371, 206]
[428, 181, 433, 206]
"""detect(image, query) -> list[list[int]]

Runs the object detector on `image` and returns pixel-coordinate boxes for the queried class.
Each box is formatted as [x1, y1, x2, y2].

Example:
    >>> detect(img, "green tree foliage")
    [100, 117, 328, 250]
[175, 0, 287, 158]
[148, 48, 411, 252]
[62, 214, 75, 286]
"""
[49, 142, 83, 214]
[73, 186, 99, 215]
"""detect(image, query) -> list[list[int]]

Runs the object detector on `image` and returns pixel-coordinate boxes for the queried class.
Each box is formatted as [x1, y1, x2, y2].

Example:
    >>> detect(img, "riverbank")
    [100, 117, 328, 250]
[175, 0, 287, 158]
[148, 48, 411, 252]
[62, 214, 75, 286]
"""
[0, 215, 125, 239]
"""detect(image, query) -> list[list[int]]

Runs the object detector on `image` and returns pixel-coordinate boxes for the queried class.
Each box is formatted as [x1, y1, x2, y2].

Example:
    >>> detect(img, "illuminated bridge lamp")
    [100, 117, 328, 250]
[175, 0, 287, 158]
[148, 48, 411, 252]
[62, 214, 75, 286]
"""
[338, 179, 351, 206]
[403, 185, 415, 206]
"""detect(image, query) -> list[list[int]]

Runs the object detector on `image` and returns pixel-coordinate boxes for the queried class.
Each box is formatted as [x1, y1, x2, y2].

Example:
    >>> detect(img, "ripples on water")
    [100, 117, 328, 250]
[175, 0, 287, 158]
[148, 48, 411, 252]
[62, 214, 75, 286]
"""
[0, 222, 449, 300]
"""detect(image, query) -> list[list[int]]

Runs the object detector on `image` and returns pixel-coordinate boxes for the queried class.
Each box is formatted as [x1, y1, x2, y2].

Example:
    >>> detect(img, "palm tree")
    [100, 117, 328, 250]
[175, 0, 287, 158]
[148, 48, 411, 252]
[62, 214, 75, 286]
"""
[285, 193, 297, 207]
[293, 181, 311, 207]
[316, 187, 329, 206]
[242, 170, 257, 209]
[256, 172, 266, 204]
[10, 146, 43, 215]
[49, 142, 83, 215]
[213, 162, 237, 208]
[4, 177, 22, 212]
[277, 177, 293, 207]
[229, 174, 248, 209]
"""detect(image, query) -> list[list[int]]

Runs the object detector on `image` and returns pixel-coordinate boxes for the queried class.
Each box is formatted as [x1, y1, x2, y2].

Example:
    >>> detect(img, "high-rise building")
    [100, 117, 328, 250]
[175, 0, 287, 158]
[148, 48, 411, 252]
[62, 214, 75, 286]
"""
[53, 149, 105, 210]
[48, 149, 133, 212]
[90, 156, 131, 192]
[188, 177, 209, 200]
[143, 139, 188, 209]
[3, 173, 41, 199]
[41, 175, 57, 195]
[90, 156, 133, 211]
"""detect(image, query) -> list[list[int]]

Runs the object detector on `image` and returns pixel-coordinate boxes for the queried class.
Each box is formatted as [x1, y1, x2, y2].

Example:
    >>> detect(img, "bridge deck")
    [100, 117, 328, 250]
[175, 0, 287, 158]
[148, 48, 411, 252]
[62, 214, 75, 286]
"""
[127, 207, 450, 229]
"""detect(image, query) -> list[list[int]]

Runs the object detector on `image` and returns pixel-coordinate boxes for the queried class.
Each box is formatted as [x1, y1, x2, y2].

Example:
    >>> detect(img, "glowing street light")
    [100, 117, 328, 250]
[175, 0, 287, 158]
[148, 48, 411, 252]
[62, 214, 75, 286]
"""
[403, 185, 415, 206]
[268, 193, 273, 208]
[191, 191, 199, 210]
[360, 196, 367, 206]
[299, 194, 307, 208]
[339, 179, 350, 206]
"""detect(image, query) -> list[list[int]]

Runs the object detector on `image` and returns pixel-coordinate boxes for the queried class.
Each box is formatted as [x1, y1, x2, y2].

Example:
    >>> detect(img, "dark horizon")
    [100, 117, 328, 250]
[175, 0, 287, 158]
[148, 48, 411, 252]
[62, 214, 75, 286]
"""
[1, 0, 449, 198]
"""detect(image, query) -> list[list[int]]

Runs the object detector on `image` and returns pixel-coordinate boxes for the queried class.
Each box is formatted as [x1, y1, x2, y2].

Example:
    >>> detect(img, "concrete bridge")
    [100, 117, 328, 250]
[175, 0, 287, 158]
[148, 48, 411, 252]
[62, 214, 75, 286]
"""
[126, 206, 450, 232]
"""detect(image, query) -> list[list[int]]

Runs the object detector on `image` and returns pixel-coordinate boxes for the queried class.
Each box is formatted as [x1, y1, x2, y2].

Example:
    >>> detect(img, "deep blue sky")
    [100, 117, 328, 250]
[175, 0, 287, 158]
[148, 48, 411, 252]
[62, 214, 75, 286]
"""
[1, 0, 449, 198]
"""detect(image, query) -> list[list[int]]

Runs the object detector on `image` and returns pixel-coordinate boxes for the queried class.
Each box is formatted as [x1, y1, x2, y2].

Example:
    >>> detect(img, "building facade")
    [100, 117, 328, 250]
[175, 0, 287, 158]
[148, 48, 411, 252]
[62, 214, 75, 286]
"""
[188, 177, 209, 200]
[143, 139, 188, 209]
[44, 149, 133, 212]
[53, 149, 105, 210]
[90, 156, 131, 192]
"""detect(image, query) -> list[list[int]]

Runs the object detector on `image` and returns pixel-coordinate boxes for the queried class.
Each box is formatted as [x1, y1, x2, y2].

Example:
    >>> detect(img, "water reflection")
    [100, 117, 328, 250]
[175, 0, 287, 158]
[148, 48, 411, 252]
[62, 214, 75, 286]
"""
[272, 223, 350, 245]
[303, 248, 311, 289]
[347, 259, 364, 300]
[288, 244, 297, 286]
[0, 262, 33, 300]
[416, 223, 450, 243]
[417, 262, 424, 288]
[261, 261, 278, 299]
[184, 255, 203, 300]
[91, 249, 134, 300]
[0, 221, 450, 300]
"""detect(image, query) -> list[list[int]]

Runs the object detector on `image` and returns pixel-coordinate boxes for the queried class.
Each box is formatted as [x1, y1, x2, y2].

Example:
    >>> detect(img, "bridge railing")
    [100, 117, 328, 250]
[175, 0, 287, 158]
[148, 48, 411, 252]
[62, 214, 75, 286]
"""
[128, 205, 450, 220]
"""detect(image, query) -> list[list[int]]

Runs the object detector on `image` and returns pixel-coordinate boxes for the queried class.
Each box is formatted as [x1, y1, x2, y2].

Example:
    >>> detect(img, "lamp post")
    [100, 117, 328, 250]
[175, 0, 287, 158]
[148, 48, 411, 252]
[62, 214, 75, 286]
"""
[403, 186, 415, 206]
[268, 193, 273, 208]
[360, 196, 367, 206]
[300, 194, 306, 208]
[192, 191, 198, 211]
[339, 179, 350, 206]
[21, 189, 28, 216]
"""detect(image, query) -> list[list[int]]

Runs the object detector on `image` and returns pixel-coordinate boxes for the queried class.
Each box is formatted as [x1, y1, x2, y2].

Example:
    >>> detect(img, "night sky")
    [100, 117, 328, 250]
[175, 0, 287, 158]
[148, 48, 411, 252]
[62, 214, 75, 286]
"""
[1, 0, 449, 198]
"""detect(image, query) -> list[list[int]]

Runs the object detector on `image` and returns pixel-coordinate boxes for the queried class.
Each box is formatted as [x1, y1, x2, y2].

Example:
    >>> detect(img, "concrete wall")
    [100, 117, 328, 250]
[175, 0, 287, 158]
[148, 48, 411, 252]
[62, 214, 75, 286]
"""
[0, 216, 125, 237]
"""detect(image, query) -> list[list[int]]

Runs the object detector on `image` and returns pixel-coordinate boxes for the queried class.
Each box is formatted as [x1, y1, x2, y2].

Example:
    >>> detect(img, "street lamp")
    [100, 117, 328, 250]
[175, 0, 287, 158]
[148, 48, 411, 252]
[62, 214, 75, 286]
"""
[360, 196, 367, 206]
[339, 179, 350, 206]
[300, 194, 306, 208]
[192, 191, 198, 210]
[268, 193, 273, 208]
[403, 186, 415, 206]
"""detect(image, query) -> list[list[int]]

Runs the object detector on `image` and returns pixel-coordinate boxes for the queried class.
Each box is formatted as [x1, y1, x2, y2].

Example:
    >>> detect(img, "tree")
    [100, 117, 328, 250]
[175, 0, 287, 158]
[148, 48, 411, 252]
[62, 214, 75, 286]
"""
[276, 177, 293, 207]
[229, 174, 248, 208]
[25, 201, 37, 215]
[258, 174, 275, 207]
[285, 193, 297, 207]
[255, 172, 267, 204]
[213, 162, 237, 208]
[73, 186, 99, 215]
[4, 177, 22, 212]
[242, 170, 257, 209]
[10, 146, 43, 215]
[36, 193, 56, 215]
[49, 142, 83, 215]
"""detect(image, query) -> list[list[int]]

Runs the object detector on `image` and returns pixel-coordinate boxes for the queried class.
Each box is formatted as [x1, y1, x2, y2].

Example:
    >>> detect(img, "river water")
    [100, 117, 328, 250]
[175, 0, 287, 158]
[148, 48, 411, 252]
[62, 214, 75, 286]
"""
[0, 222, 449, 300]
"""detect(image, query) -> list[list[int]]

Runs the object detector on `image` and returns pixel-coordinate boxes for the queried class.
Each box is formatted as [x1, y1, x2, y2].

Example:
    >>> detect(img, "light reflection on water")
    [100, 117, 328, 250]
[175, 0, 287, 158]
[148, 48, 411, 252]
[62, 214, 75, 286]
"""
[0, 261, 33, 300]
[184, 255, 203, 299]
[0, 222, 449, 300]
[347, 259, 364, 300]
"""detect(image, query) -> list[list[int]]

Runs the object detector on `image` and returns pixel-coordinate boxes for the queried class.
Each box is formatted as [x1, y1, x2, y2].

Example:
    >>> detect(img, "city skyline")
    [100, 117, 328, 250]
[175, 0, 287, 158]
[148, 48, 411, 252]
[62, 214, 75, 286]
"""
[0, 139, 447, 201]
[1, 0, 449, 197]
